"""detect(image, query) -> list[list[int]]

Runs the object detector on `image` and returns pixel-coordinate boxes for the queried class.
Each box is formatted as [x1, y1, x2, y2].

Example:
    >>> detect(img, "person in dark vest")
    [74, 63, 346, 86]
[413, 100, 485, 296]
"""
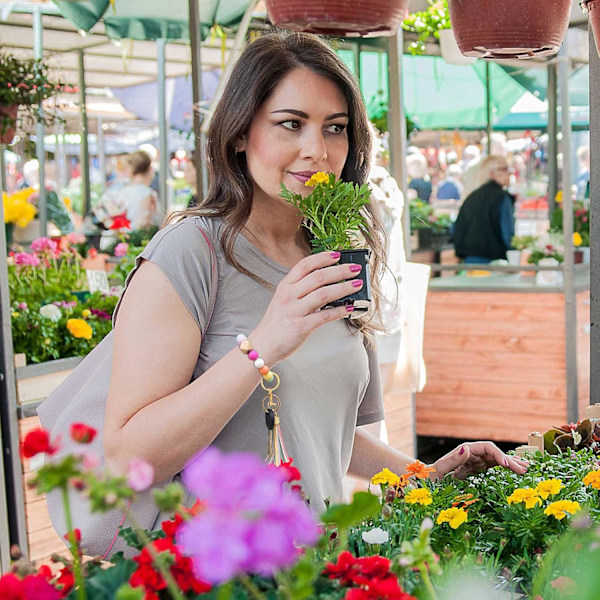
[452, 155, 515, 264]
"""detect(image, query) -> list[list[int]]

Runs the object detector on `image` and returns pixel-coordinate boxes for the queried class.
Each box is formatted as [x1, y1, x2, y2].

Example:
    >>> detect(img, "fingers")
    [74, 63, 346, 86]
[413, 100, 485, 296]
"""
[304, 304, 357, 329]
[471, 441, 528, 475]
[285, 251, 342, 285]
[297, 278, 363, 315]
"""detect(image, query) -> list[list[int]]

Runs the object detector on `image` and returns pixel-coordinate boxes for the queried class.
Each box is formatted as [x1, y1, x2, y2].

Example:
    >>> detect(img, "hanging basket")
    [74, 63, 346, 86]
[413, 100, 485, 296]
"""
[447, 0, 571, 60]
[265, 0, 410, 38]
[582, 0, 600, 57]
[0, 104, 18, 145]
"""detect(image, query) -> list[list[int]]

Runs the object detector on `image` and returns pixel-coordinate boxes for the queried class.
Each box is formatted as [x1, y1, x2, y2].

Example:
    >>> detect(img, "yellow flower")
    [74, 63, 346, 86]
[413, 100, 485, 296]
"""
[3, 188, 37, 228]
[573, 232, 583, 247]
[11, 311, 19, 318]
[507, 488, 542, 509]
[66, 318, 93, 340]
[63, 196, 72, 210]
[436, 507, 468, 529]
[405, 488, 433, 506]
[81, 309, 91, 318]
[583, 470, 600, 490]
[371, 468, 400, 487]
[535, 479, 563, 500]
[44, 338, 51, 345]
[544, 500, 581, 520]
[305, 171, 330, 187]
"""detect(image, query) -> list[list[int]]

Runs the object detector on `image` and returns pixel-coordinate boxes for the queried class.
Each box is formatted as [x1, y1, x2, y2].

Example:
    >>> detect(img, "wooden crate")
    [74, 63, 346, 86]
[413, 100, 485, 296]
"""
[416, 290, 590, 442]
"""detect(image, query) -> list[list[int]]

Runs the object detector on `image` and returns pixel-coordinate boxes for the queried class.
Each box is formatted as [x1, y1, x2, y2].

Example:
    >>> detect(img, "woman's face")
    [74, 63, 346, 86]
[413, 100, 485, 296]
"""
[240, 67, 350, 210]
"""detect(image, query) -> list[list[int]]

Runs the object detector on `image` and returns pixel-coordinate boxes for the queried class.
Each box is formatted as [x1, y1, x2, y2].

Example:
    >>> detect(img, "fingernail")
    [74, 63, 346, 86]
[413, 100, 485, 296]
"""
[349, 264, 362, 273]
[503, 458, 509, 467]
[459, 446, 465, 455]
[351, 279, 363, 288]
[330, 252, 341, 259]
[346, 305, 355, 312]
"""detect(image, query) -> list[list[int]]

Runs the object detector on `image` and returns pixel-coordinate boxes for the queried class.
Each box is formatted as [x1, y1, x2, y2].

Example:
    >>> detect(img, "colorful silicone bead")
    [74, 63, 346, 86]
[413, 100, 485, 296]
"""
[259, 365, 270, 375]
[254, 358, 265, 369]
[248, 350, 259, 361]
[263, 371, 274, 382]
[239, 340, 253, 354]
[236, 334, 247, 345]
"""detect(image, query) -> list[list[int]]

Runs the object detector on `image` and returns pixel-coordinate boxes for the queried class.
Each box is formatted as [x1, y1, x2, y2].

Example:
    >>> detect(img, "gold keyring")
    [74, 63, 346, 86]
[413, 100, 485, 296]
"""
[260, 371, 280, 392]
[262, 393, 281, 413]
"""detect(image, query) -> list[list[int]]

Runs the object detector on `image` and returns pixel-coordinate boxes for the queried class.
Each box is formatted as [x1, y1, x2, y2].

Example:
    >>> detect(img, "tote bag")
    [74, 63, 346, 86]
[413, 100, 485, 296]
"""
[36, 226, 217, 558]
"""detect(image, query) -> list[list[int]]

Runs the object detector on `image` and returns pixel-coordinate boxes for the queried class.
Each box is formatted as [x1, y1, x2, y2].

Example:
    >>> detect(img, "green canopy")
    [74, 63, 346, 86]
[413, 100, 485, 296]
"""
[53, 0, 251, 41]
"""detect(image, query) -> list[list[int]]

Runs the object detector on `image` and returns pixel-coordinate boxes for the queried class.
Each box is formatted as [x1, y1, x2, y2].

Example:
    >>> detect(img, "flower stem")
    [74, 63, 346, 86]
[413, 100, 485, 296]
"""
[418, 564, 439, 600]
[238, 575, 266, 600]
[61, 485, 87, 600]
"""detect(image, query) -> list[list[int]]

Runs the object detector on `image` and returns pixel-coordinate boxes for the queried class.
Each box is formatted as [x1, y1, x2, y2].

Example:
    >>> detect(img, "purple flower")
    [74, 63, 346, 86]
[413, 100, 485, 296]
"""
[18, 302, 28, 310]
[114, 242, 129, 257]
[177, 448, 319, 584]
[13, 252, 40, 267]
[53, 301, 76, 309]
[90, 308, 111, 321]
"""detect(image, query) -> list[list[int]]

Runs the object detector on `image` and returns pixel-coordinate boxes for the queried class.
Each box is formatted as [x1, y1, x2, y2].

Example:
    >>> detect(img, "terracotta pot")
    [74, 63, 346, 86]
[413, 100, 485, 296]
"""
[447, 0, 571, 59]
[0, 104, 18, 145]
[583, 0, 600, 56]
[265, 0, 410, 37]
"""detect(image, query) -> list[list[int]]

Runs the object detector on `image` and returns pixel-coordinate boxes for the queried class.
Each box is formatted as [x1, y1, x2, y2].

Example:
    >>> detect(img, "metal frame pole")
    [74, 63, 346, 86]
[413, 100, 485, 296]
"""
[558, 43, 578, 423]
[0, 147, 6, 194]
[485, 61, 492, 155]
[590, 29, 600, 405]
[188, 0, 205, 203]
[548, 61, 559, 216]
[157, 39, 168, 214]
[33, 6, 47, 236]
[97, 118, 106, 190]
[78, 49, 91, 217]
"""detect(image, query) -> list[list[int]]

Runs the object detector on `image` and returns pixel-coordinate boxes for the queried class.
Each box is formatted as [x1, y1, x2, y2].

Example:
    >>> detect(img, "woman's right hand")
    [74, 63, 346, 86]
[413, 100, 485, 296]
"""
[252, 251, 363, 365]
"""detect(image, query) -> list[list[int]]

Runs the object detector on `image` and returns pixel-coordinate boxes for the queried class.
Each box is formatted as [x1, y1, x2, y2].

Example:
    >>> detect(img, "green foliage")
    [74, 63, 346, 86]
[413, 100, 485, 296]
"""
[280, 173, 371, 252]
[550, 201, 590, 246]
[321, 491, 381, 532]
[510, 235, 538, 251]
[402, 0, 451, 55]
[409, 199, 452, 233]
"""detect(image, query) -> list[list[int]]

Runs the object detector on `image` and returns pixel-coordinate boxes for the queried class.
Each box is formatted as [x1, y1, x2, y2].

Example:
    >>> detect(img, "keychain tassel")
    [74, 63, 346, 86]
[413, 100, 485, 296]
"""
[266, 410, 290, 466]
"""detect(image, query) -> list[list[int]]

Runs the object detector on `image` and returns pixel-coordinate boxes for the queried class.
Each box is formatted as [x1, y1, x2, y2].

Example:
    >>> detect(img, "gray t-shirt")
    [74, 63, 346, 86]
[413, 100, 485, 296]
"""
[121, 215, 384, 512]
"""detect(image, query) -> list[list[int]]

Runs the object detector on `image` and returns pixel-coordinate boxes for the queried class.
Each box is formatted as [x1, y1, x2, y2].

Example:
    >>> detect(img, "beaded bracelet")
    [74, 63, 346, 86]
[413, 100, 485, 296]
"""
[236, 334, 275, 382]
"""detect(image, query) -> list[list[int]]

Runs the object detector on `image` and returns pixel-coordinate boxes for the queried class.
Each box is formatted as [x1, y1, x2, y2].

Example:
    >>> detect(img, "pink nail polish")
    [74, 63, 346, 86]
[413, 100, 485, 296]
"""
[349, 264, 362, 273]
[459, 446, 465, 455]
[503, 458, 509, 467]
[351, 279, 363, 288]
[330, 251, 341, 259]
[346, 305, 355, 312]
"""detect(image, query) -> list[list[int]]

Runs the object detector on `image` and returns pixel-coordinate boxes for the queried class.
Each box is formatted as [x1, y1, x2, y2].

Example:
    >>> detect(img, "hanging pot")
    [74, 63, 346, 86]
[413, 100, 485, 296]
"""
[438, 28, 476, 66]
[447, 0, 571, 60]
[582, 0, 600, 57]
[265, 0, 410, 38]
[0, 104, 18, 145]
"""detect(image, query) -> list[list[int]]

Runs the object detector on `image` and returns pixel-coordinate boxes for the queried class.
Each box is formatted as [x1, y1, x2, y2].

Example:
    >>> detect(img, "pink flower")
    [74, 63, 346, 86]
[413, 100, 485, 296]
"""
[66, 232, 86, 244]
[114, 242, 129, 257]
[79, 450, 100, 471]
[31, 237, 59, 256]
[13, 252, 40, 267]
[18, 302, 28, 310]
[127, 458, 155, 491]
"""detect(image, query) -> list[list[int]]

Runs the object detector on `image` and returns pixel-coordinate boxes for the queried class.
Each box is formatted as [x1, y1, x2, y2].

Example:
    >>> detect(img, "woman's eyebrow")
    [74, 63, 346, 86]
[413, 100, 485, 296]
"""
[270, 109, 348, 120]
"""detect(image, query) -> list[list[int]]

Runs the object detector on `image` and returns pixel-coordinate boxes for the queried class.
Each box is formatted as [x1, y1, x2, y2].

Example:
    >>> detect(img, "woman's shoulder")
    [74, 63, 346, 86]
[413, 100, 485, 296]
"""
[144, 215, 223, 256]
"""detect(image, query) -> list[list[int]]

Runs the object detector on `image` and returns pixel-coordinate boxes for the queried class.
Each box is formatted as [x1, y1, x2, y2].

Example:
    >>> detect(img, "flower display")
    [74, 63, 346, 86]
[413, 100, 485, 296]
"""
[405, 460, 436, 480]
[583, 469, 600, 489]
[362, 527, 390, 545]
[21, 428, 58, 458]
[66, 318, 93, 340]
[535, 479, 563, 499]
[405, 488, 433, 506]
[69, 423, 97, 444]
[544, 500, 581, 520]
[371, 467, 400, 486]
[436, 507, 468, 529]
[507, 487, 543, 509]
[3, 189, 37, 228]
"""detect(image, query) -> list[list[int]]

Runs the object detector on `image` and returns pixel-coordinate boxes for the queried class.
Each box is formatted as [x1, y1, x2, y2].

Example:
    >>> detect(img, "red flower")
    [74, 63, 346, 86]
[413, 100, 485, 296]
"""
[110, 214, 131, 230]
[63, 528, 81, 543]
[324, 551, 360, 584]
[161, 513, 185, 539]
[87, 248, 98, 259]
[21, 428, 58, 458]
[54, 567, 74, 598]
[279, 457, 302, 482]
[69, 423, 96, 444]
[0, 572, 61, 600]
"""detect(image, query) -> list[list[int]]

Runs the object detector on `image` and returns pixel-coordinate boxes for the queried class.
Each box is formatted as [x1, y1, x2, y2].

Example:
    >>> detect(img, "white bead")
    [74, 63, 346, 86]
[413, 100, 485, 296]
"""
[254, 358, 265, 368]
[236, 334, 247, 345]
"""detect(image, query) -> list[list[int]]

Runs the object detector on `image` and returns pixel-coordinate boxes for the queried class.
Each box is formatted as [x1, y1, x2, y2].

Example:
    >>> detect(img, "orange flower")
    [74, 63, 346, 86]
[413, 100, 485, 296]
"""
[405, 460, 437, 480]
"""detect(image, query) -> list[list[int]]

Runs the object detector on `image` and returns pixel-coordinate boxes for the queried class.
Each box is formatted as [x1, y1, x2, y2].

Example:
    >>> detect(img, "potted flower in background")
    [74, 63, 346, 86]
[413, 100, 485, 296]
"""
[280, 171, 372, 314]
[2, 188, 37, 244]
[509, 234, 538, 266]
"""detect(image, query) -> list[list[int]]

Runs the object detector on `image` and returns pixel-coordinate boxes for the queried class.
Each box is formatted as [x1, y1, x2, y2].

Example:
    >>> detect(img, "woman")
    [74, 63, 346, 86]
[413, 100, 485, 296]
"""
[117, 150, 162, 230]
[102, 33, 525, 514]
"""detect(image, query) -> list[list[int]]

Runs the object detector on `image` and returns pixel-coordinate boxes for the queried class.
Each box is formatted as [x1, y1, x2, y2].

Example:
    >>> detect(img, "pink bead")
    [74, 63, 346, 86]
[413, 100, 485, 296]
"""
[248, 350, 259, 361]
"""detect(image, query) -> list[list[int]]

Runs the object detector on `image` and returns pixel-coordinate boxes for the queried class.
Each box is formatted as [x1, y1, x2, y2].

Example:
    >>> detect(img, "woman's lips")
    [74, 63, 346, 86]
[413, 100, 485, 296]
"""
[289, 171, 316, 184]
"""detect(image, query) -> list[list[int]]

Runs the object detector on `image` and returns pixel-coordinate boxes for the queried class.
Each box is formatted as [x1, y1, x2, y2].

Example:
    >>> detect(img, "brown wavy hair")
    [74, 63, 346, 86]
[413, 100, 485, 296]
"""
[171, 31, 388, 337]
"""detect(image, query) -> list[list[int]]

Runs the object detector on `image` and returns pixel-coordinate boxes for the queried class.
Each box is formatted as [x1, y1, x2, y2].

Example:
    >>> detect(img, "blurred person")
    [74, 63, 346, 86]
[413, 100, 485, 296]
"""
[436, 163, 464, 201]
[183, 154, 199, 209]
[139, 143, 160, 195]
[452, 155, 515, 264]
[462, 135, 507, 197]
[407, 152, 432, 203]
[576, 145, 590, 199]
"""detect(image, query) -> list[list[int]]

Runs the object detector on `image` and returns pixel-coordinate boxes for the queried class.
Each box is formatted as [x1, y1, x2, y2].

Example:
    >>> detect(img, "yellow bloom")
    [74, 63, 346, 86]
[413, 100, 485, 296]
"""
[305, 171, 330, 187]
[3, 188, 37, 228]
[66, 318, 93, 340]
[535, 479, 563, 500]
[436, 507, 468, 529]
[371, 468, 400, 487]
[583, 470, 600, 490]
[507, 488, 542, 509]
[11, 311, 19, 318]
[81, 309, 91, 318]
[573, 232, 583, 247]
[544, 500, 581, 520]
[63, 196, 72, 210]
[405, 488, 433, 506]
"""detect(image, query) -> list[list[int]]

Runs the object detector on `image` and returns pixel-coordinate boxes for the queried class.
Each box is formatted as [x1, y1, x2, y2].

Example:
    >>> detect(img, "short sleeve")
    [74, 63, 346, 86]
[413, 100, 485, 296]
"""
[356, 340, 385, 426]
[112, 218, 214, 337]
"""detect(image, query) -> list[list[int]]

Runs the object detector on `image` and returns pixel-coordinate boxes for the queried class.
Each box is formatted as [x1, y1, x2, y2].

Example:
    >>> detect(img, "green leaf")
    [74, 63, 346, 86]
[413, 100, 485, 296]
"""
[320, 491, 380, 531]
[115, 583, 144, 600]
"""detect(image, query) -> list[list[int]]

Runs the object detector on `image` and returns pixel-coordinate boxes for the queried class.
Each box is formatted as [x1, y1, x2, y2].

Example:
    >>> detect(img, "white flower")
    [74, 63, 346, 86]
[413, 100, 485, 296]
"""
[420, 517, 434, 532]
[39, 304, 62, 322]
[361, 527, 389, 545]
[573, 431, 582, 446]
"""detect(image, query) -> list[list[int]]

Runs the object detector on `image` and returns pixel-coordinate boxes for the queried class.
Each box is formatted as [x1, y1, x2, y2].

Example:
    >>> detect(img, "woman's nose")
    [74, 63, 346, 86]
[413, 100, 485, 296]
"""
[300, 130, 327, 162]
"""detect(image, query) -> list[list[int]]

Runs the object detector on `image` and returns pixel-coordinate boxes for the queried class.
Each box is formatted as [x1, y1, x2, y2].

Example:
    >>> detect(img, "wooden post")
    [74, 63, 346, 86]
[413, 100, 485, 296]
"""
[515, 445, 540, 458]
[527, 432, 544, 455]
[585, 403, 600, 419]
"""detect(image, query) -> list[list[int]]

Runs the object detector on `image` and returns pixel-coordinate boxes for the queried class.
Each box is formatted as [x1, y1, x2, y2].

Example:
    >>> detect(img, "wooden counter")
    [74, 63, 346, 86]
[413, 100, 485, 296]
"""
[416, 271, 590, 443]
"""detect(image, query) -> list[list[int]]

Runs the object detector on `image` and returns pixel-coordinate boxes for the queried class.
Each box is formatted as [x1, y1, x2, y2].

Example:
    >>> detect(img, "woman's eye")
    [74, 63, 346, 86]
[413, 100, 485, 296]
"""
[280, 120, 301, 130]
[326, 123, 347, 134]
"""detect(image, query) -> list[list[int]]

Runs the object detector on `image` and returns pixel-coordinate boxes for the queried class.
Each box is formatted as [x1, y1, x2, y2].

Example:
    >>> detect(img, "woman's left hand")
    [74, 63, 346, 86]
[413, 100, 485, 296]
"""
[431, 441, 528, 480]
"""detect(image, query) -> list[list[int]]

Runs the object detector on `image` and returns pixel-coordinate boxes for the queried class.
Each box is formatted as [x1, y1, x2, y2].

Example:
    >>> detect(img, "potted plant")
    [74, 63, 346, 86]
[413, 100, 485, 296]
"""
[266, 0, 411, 37]
[3, 188, 37, 244]
[447, 0, 572, 59]
[0, 50, 70, 144]
[280, 172, 372, 314]
[582, 0, 600, 57]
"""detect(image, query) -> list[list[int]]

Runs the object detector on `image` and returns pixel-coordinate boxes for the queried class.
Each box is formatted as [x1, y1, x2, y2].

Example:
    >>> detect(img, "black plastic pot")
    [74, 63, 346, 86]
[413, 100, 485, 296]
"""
[326, 248, 372, 317]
